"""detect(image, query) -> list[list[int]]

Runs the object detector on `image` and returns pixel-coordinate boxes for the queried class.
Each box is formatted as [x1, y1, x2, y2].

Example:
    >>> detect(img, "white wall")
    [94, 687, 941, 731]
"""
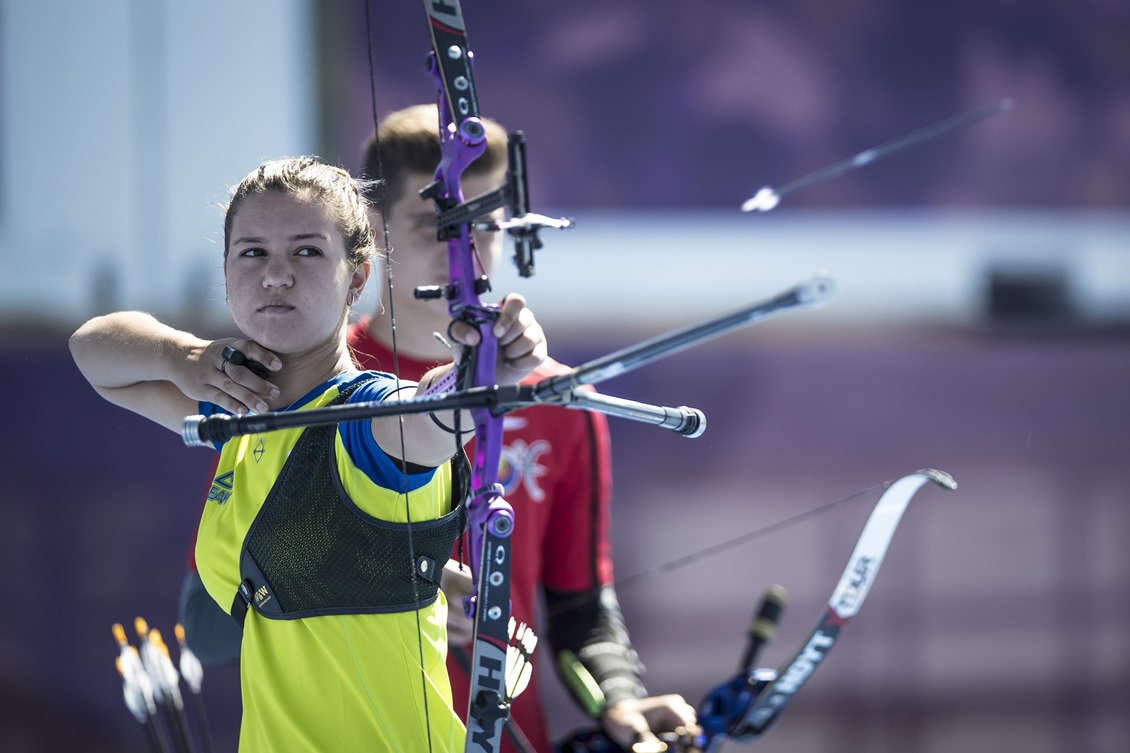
[490, 209, 1130, 333]
[2, 2, 1127, 335]
[0, 0, 316, 328]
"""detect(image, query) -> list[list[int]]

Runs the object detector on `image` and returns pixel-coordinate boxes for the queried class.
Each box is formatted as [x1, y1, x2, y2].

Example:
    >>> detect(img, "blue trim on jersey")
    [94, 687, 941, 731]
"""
[341, 373, 437, 494]
[196, 400, 224, 453]
[198, 370, 437, 492]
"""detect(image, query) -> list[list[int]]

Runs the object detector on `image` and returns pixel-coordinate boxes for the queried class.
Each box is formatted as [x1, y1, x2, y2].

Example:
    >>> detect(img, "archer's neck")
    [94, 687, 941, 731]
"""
[267, 333, 357, 409]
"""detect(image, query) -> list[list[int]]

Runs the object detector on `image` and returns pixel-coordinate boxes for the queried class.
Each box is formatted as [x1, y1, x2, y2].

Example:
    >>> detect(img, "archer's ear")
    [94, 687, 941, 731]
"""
[351, 260, 371, 293]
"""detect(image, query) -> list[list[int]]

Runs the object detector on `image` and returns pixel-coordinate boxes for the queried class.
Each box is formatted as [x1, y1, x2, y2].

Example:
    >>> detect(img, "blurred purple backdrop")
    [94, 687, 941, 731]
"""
[324, 0, 1129, 211]
[4, 328, 1128, 752]
[2, 2, 1128, 752]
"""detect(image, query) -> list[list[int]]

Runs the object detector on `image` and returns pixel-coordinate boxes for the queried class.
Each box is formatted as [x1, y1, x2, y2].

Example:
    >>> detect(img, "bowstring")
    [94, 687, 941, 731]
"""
[362, 1, 433, 749]
[616, 479, 892, 588]
[545, 478, 895, 619]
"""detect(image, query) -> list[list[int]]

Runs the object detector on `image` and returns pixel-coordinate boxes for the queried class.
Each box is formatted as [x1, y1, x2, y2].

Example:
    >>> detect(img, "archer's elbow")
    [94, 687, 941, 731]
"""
[69, 316, 108, 382]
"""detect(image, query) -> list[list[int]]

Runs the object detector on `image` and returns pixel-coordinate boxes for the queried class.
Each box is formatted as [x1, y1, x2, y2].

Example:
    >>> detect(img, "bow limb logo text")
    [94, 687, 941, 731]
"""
[775, 630, 836, 695]
[831, 555, 875, 616]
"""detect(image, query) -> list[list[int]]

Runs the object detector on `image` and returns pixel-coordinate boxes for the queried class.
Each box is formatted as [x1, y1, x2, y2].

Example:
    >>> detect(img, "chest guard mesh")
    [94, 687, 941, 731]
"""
[231, 383, 467, 625]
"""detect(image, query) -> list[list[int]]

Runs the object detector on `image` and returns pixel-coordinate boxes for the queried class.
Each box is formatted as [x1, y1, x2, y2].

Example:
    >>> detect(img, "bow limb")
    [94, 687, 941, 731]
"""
[712, 469, 957, 748]
[556, 469, 957, 753]
[421, 3, 517, 751]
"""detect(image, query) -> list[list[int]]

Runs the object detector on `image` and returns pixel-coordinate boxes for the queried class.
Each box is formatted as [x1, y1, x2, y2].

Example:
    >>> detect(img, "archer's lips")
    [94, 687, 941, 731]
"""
[257, 301, 295, 313]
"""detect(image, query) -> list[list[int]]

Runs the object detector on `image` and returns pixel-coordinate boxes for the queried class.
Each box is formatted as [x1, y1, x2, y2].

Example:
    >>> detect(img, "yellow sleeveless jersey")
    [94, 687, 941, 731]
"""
[195, 372, 466, 752]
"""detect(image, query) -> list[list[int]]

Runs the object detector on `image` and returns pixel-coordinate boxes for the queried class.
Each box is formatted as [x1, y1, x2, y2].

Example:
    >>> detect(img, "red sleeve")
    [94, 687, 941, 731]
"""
[539, 401, 614, 591]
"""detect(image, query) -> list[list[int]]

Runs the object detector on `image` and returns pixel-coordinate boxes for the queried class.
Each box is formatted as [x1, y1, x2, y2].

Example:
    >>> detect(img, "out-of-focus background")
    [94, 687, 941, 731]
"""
[1, 1, 1127, 752]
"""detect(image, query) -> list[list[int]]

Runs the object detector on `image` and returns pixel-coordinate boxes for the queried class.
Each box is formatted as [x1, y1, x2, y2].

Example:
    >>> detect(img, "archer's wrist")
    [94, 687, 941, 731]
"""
[599, 679, 648, 715]
[557, 648, 646, 719]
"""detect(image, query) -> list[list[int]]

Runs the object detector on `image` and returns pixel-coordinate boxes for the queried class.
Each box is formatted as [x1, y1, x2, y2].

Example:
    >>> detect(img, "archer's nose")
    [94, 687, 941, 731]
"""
[262, 255, 294, 288]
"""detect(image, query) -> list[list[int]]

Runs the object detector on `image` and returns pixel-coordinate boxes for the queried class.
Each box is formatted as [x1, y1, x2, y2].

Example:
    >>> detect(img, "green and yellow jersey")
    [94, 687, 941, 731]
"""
[196, 371, 465, 753]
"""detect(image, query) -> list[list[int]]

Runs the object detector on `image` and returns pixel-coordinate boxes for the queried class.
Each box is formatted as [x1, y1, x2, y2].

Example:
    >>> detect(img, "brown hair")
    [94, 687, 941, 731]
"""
[224, 156, 375, 268]
[360, 104, 508, 211]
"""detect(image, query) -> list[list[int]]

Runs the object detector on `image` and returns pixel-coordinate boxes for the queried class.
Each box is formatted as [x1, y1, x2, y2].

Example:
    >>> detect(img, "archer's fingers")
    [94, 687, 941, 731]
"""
[641, 694, 699, 731]
[447, 320, 481, 348]
[209, 382, 269, 417]
[218, 340, 281, 380]
[440, 560, 475, 599]
[601, 702, 653, 749]
[495, 295, 546, 360]
[491, 293, 533, 344]
[212, 341, 280, 414]
[501, 337, 547, 375]
[213, 363, 275, 415]
[447, 293, 541, 346]
[220, 360, 280, 401]
[238, 342, 283, 375]
[440, 561, 475, 645]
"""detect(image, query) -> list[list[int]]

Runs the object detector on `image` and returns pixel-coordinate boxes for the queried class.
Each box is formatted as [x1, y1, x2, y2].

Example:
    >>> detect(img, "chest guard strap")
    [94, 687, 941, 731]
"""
[231, 382, 467, 627]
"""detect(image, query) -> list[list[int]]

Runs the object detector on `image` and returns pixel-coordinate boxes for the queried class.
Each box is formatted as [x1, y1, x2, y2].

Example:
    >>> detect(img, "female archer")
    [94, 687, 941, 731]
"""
[70, 156, 547, 752]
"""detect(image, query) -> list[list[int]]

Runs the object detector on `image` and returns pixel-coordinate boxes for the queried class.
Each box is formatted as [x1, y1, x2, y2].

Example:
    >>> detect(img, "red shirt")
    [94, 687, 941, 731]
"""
[348, 317, 614, 752]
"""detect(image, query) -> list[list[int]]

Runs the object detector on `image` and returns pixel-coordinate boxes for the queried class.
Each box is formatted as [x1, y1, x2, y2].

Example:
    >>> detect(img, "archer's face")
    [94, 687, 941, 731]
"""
[225, 191, 365, 354]
[375, 169, 505, 330]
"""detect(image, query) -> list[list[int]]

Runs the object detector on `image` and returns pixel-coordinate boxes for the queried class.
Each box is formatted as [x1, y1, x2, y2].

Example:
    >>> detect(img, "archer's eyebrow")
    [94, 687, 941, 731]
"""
[232, 232, 332, 245]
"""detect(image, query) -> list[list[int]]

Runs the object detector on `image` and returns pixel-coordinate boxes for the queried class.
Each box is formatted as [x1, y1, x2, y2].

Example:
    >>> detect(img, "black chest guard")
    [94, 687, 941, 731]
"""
[230, 382, 468, 627]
